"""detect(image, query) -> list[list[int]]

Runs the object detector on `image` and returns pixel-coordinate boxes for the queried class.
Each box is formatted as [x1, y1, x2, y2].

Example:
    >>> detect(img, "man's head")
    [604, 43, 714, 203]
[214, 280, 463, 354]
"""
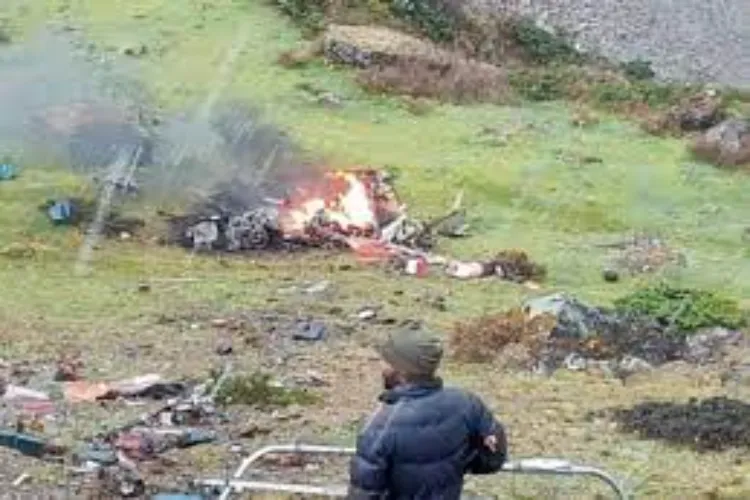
[377, 329, 444, 389]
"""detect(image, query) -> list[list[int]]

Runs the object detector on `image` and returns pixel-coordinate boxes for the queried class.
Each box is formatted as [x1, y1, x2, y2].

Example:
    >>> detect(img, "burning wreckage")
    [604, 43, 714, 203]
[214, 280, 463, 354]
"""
[168, 168, 542, 281]
[172, 169, 418, 252]
[170, 168, 544, 282]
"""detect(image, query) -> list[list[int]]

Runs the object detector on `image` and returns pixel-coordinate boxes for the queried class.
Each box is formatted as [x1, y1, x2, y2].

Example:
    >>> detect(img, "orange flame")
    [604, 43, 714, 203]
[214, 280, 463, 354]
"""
[278, 169, 400, 244]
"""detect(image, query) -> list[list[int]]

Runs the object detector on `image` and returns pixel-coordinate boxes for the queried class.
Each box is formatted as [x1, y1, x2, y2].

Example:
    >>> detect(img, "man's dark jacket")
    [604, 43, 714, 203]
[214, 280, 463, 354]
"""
[348, 379, 506, 500]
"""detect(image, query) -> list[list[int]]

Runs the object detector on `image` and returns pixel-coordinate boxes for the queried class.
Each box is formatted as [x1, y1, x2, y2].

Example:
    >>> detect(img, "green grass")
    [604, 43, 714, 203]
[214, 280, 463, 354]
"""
[1, 1, 749, 498]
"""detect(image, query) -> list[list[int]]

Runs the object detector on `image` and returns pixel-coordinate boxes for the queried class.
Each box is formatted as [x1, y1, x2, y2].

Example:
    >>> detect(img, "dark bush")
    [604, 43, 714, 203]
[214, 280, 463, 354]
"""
[273, 0, 329, 33]
[614, 284, 746, 335]
[0, 22, 10, 44]
[510, 18, 582, 65]
[621, 59, 656, 81]
[389, 0, 459, 43]
[214, 372, 319, 407]
[508, 68, 572, 101]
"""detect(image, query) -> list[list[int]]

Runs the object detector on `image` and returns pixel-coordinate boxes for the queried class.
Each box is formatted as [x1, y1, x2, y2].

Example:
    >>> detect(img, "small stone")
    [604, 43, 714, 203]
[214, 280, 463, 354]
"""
[238, 421, 272, 439]
[215, 339, 233, 356]
[303, 280, 330, 294]
[357, 309, 377, 321]
[293, 321, 327, 341]
[602, 268, 620, 282]
[328, 306, 344, 316]
[121, 43, 148, 57]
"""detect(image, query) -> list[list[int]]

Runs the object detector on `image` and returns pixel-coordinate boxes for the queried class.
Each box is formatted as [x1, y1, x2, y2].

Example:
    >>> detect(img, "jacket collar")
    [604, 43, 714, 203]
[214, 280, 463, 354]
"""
[378, 377, 443, 404]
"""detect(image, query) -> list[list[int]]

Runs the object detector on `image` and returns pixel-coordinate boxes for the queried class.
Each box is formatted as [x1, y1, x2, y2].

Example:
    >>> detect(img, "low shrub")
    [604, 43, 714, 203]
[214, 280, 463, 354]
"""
[358, 55, 510, 104]
[0, 19, 10, 44]
[389, 0, 460, 43]
[273, 0, 329, 33]
[507, 67, 573, 102]
[621, 59, 656, 81]
[451, 308, 555, 363]
[509, 18, 582, 65]
[214, 372, 319, 407]
[614, 284, 747, 335]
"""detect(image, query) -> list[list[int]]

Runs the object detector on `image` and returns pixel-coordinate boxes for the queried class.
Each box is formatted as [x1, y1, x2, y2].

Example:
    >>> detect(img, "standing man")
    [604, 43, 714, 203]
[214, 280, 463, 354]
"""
[348, 329, 507, 499]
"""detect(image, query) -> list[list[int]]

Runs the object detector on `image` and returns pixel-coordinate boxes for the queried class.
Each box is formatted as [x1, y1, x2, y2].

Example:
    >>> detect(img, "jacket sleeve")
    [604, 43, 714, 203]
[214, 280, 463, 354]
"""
[465, 392, 508, 474]
[348, 411, 391, 499]
[467, 392, 501, 438]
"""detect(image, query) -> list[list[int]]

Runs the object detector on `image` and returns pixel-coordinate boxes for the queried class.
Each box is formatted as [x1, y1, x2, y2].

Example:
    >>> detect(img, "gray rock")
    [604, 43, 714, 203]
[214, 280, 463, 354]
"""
[686, 327, 744, 363]
[693, 118, 750, 167]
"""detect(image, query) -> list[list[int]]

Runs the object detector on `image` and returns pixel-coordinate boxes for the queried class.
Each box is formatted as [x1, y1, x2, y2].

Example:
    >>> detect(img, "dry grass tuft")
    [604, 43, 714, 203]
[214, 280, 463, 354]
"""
[641, 92, 727, 137]
[494, 249, 547, 283]
[358, 55, 510, 104]
[450, 308, 555, 363]
[277, 38, 324, 68]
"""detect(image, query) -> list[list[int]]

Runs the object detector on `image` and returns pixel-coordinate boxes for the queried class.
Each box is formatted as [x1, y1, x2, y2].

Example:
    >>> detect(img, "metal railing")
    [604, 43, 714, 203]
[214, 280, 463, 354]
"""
[194, 443, 630, 499]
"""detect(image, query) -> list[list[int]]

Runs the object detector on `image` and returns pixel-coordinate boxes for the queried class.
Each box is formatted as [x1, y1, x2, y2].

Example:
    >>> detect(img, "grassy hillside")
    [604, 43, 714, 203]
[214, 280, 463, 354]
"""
[0, 1, 749, 498]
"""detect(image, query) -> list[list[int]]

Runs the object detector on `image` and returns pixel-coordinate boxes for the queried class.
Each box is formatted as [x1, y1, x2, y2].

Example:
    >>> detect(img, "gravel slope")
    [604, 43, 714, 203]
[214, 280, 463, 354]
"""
[466, 0, 750, 88]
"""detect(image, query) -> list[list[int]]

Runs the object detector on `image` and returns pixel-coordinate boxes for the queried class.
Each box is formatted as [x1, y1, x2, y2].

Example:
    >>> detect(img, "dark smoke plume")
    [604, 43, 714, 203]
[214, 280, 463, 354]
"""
[0, 27, 308, 213]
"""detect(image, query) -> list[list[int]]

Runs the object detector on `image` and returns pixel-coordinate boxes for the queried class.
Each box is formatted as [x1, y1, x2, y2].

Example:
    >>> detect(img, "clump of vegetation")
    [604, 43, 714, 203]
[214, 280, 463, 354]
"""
[277, 37, 324, 68]
[214, 372, 319, 407]
[621, 59, 656, 81]
[509, 18, 582, 65]
[591, 80, 691, 109]
[358, 55, 510, 104]
[389, 0, 459, 43]
[508, 67, 573, 102]
[508, 65, 691, 109]
[270, 0, 458, 40]
[451, 308, 555, 363]
[642, 91, 728, 137]
[273, 0, 329, 33]
[0, 19, 11, 44]
[614, 284, 747, 335]
[495, 249, 547, 283]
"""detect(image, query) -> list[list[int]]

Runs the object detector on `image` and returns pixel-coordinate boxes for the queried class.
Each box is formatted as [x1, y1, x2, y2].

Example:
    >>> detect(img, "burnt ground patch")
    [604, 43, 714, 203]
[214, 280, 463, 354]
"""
[599, 397, 750, 452]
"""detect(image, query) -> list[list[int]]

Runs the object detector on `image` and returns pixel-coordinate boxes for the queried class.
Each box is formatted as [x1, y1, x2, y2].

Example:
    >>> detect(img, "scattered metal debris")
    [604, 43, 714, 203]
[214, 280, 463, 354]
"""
[63, 374, 186, 403]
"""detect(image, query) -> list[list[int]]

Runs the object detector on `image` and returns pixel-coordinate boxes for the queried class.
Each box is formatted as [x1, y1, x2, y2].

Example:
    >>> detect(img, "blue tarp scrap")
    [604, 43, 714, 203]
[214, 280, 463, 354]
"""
[0, 163, 18, 181]
[293, 320, 327, 341]
[47, 199, 77, 225]
[0, 430, 49, 457]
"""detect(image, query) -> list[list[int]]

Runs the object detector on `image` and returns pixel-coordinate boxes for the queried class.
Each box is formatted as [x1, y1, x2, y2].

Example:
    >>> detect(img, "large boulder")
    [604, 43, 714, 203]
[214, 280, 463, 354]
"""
[322, 24, 448, 68]
[691, 118, 750, 168]
[324, 25, 509, 104]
